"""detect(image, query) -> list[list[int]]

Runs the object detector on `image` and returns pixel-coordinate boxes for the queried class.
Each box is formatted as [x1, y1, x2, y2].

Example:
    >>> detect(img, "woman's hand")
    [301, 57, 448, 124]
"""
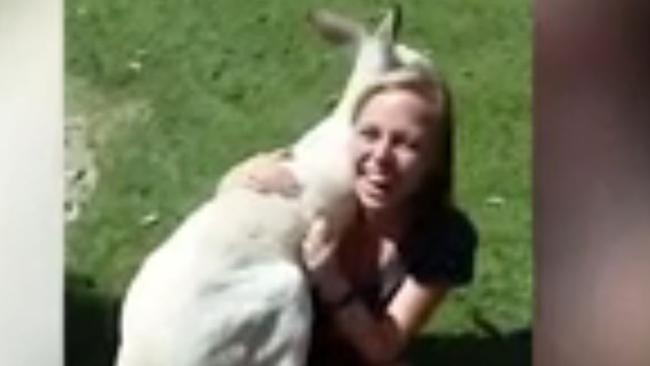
[302, 218, 338, 272]
[217, 148, 301, 197]
[302, 218, 351, 302]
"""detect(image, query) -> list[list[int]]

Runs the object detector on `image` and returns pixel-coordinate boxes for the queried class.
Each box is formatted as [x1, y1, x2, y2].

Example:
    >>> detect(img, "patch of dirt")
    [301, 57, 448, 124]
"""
[65, 114, 99, 223]
[65, 77, 152, 222]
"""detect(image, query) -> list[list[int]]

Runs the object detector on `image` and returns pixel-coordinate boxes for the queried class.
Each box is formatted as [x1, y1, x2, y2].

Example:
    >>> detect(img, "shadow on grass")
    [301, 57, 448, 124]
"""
[66, 271, 530, 366]
[409, 328, 531, 366]
[65, 271, 121, 366]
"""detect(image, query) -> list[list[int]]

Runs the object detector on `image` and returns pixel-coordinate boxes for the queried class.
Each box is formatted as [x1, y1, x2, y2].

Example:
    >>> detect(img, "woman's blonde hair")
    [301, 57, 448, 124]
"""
[352, 68, 446, 122]
[352, 67, 455, 225]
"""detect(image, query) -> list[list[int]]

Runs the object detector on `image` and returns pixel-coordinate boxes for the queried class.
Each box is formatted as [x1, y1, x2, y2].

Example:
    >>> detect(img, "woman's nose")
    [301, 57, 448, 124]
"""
[369, 136, 392, 163]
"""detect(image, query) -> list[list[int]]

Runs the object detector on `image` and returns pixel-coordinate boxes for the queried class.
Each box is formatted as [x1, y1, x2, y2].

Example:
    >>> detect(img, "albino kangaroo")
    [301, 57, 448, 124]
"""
[115, 7, 435, 366]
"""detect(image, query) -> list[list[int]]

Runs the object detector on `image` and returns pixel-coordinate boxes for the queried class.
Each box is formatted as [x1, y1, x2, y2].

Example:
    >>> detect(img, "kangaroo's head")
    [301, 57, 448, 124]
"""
[307, 6, 436, 118]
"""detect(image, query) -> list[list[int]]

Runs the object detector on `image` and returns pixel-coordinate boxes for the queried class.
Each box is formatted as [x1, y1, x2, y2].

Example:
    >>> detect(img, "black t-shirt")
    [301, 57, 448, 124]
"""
[402, 207, 477, 286]
[307, 208, 478, 366]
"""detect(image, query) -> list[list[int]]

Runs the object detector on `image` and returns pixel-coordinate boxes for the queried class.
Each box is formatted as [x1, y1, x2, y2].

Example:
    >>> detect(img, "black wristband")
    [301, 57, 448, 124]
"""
[327, 288, 357, 309]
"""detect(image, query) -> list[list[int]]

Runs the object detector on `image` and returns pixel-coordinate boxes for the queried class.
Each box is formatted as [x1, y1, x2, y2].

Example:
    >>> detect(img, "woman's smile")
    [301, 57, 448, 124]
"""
[358, 162, 397, 200]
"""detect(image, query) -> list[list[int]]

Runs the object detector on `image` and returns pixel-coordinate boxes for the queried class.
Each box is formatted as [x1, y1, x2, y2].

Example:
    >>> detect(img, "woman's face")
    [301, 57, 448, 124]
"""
[352, 87, 440, 214]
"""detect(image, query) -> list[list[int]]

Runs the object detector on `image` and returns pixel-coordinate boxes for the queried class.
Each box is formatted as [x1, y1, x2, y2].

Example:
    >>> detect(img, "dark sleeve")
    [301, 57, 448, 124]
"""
[403, 209, 478, 287]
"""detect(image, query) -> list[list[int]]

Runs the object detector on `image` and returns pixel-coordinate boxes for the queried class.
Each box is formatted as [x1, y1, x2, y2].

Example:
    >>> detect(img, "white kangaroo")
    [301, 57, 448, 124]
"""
[115, 7, 435, 366]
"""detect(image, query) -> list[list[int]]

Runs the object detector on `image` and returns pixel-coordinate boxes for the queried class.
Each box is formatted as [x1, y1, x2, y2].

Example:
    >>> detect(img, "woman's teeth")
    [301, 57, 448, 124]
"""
[367, 176, 391, 190]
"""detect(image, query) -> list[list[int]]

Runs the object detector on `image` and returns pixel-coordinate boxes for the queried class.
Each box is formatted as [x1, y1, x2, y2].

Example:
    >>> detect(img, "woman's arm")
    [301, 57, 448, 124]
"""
[315, 267, 448, 365]
[303, 220, 449, 365]
[387, 276, 449, 341]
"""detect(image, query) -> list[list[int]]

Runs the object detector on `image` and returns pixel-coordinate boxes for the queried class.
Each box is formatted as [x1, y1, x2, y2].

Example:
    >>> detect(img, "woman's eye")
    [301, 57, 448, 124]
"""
[394, 134, 422, 152]
[405, 139, 422, 151]
[357, 125, 379, 141]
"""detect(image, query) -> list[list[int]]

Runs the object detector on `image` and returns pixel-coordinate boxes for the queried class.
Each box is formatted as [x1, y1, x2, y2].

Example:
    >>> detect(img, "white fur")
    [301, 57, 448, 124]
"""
[115, 8, 433, 366]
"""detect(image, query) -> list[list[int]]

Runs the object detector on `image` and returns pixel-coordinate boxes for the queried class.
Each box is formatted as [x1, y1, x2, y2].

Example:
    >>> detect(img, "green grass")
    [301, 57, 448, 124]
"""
[65, 0, 531, 365]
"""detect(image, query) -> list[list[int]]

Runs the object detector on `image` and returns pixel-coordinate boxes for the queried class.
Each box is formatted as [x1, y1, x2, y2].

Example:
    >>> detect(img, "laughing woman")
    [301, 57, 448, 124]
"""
[233, 68, 477, 366]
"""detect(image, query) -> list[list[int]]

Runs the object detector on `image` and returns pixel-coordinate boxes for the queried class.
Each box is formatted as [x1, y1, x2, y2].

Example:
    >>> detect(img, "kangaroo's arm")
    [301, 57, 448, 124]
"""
[216, 148, 301, 197]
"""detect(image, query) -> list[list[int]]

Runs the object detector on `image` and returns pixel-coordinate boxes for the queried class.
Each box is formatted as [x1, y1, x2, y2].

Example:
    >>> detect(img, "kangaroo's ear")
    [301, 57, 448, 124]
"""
[374, 4, 402, 43]
[306, 9, 365, 45]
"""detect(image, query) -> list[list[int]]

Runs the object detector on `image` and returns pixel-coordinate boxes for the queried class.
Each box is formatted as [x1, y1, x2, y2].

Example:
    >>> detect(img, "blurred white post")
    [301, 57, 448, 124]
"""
[0, 0, 63, 365]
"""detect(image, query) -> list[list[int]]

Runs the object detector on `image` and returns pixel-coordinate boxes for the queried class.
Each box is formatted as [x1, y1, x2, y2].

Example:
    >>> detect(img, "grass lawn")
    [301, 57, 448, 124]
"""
[65, 0, 531, 365]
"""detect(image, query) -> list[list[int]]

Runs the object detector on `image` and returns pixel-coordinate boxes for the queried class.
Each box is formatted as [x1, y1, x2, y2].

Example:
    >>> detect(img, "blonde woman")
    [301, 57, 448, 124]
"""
[235, 69, 476, 366]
